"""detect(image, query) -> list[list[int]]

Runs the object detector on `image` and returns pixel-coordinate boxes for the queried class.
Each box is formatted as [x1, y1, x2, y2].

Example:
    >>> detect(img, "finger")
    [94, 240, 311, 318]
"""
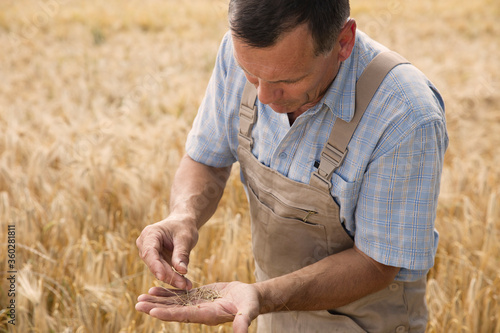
[135, 299, 181, 312]
[136, 300, 160, 314]
[164, 267, 193, 290]
[135, 301, 153, 314]
[137, 288, 189, 304]
[173, 226, 200, 274]
[232, 312, 252, 333]
[137, 235, 170, 282]
[147, 287, 187, 297]
[144, 253, 191, 289]
[169, 235, 196, 289]
[148, 303, 234, 325]
[137, 293, 180, 304]
[171, 238, 191, 276]
[152, 258, 171, 282]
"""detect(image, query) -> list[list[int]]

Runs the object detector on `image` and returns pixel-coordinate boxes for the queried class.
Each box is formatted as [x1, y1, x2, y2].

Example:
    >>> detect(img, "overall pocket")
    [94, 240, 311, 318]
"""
[247, 182, 329, 278]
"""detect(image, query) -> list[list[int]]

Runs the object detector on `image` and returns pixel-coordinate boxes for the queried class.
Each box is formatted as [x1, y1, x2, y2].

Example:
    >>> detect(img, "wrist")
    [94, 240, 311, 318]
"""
[253, 279, 289, 315]
[163, 211, 199, 230]
[169, 199, 213, 229]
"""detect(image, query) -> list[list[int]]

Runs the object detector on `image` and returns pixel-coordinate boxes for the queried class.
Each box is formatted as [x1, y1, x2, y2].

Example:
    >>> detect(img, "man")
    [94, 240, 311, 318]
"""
[135, 1, 448, 332]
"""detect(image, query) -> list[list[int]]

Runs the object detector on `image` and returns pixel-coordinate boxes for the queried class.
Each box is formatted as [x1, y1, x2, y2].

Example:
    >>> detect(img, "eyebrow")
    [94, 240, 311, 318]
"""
[236, 60, 308, 84]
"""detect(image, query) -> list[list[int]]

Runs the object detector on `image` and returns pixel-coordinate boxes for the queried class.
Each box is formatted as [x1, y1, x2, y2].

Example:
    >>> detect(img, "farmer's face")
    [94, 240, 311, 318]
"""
[232, 21, 355, 120]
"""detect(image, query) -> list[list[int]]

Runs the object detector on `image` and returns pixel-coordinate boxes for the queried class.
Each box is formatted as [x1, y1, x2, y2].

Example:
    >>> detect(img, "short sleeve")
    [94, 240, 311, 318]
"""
[185, 32, 239, 167]
[354, 119, 448, 281]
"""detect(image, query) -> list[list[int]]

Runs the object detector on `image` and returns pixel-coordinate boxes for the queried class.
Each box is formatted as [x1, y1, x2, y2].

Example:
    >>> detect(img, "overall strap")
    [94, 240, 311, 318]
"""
[237, 51, 410, 187]
[310, 51, 409, 190]
[238, 82, 259, 150]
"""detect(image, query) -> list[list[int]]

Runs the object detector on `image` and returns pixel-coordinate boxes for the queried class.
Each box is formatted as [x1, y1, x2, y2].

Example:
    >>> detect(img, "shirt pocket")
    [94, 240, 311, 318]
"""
[329, 172, 362, 237]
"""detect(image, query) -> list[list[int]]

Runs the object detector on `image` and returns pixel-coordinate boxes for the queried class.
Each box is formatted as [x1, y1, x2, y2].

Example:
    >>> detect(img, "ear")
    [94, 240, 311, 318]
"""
[338, 19, 357, 62]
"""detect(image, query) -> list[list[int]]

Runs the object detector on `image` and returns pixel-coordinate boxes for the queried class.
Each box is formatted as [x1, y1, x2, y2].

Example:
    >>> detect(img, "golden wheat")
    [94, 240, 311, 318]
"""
[0, 0, 498, 332]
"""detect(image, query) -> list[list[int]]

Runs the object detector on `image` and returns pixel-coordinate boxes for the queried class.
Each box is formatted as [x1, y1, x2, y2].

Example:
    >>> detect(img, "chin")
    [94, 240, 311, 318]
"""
[269, 103, 295, 114]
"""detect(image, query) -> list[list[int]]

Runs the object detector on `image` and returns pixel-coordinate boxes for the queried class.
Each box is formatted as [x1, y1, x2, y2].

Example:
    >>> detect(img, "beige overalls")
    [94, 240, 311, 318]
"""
[237, 52, 428, 333]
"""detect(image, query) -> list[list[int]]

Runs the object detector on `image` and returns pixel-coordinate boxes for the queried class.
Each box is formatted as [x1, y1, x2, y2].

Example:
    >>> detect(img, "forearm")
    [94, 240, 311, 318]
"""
[254, 245, 400, 313]
[170, 154, 231, 229]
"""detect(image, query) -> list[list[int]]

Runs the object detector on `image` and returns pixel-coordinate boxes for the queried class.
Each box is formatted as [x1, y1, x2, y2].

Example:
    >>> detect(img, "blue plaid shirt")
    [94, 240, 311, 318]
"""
[186, 30, 448, 282]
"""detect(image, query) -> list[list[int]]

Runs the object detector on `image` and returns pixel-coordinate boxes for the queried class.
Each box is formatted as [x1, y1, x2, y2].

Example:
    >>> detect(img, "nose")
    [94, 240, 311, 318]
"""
[255, 80, 283, 105]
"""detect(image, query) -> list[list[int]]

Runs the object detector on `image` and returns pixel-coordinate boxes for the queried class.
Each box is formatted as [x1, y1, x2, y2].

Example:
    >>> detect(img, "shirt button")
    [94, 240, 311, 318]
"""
[279, 152, 287, 159]
[389, 283, 399, 291]
[395, 325, 407, 333]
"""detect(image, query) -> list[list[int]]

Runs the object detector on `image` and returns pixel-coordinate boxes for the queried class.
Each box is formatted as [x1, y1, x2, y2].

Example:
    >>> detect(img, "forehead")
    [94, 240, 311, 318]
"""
[232, 25, 318, 82]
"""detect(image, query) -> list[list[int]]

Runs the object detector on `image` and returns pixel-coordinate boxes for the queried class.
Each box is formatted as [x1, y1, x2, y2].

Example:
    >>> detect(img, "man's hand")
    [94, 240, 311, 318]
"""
[136, 155, 231, 288]
[136, 216, 199, 290]
[135, 282, 260, 333]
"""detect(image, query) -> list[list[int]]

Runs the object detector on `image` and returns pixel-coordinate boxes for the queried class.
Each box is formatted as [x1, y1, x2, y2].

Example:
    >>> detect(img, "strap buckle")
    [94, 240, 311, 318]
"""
[238, 132, 254, 148]
[317, 143, 347, 179]
[310, 171, 333, 190]
[239, 104, 257, 122]
[239, 104, 257, 137]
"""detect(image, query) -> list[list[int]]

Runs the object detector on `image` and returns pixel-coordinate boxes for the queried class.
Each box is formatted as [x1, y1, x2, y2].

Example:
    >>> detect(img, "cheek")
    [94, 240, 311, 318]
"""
[282, 83, 314, 101]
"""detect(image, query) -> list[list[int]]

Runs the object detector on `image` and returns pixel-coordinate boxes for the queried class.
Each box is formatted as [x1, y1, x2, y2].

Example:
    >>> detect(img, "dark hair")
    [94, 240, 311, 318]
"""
[229, 0, 350, 55]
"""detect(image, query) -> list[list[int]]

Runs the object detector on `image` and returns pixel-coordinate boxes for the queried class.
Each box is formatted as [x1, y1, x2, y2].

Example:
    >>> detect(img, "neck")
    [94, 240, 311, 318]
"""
[287, 112, 298, 126]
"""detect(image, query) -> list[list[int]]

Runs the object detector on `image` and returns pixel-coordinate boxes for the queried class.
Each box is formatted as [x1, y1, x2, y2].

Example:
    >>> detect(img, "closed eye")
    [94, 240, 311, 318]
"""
[236, 61, 307, 85]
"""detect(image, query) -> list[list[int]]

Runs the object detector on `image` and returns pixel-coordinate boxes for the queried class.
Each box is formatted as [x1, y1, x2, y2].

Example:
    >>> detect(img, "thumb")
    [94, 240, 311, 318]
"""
[232, 312, 251, 333]
[171, 237, 192, 275]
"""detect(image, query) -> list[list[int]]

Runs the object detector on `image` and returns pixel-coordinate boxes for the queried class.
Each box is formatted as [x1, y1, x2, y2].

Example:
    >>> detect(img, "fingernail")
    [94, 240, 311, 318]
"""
[179, 261, 187, 271]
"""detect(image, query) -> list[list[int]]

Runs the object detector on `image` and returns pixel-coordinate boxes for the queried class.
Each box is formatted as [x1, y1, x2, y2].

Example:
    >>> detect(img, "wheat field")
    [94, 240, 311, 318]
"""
[0, 0, 499, 332]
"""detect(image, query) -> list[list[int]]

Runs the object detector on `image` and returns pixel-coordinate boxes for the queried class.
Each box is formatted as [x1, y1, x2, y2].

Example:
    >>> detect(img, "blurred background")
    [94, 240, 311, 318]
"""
[0, 0, 498, 332]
